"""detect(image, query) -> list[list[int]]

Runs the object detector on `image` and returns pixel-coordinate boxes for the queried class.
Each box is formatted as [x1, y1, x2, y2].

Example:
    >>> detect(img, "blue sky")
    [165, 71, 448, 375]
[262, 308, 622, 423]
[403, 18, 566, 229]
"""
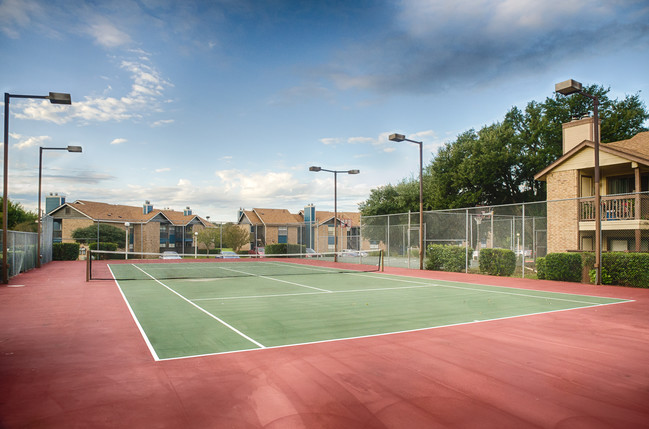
[1, 0, 648, 221]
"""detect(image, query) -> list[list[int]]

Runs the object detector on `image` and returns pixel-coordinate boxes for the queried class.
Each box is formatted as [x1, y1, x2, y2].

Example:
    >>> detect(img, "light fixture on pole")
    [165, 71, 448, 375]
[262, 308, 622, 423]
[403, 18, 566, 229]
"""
[309, 166, 360, 262]
[389, 133, 424, 270]
[555, 79, 601, 285]
[124, 222, 130, 260]
[3, 92, 72, 283]
[37, 146, 82, 268]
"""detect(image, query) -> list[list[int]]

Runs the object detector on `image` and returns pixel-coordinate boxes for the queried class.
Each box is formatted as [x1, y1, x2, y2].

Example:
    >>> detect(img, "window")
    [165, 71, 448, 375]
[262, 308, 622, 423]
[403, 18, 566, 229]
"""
[581, 176, 593, 197]
[608, 176, 634, 195]
[278, 226, 288, 244]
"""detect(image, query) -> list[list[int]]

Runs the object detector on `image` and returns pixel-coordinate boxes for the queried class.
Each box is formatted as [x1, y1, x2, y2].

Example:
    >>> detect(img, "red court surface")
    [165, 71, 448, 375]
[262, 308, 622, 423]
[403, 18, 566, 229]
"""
[1, 261, 649, 428]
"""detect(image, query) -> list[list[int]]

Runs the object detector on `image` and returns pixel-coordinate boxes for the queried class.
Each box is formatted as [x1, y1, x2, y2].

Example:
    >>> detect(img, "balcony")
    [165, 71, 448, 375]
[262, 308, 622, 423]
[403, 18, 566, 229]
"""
[580, 194, 649, 222]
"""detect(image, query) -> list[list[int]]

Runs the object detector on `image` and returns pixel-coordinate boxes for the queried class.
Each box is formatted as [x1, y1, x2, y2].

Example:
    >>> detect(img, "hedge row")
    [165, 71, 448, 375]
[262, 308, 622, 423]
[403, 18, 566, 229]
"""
[53, 243, 80, 261]
[425, 244, 473, 273]
[264, 243, 306, 256]
[537, 252, 649, 287]
[478, 248, 516, 277]
[425, 245, 516, 277]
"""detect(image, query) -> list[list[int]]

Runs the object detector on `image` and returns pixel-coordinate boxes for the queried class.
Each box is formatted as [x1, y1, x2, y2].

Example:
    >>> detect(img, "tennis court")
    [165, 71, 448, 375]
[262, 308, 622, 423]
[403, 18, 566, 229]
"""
[99, 255, 630, 360]
[3, 259, 649, 428]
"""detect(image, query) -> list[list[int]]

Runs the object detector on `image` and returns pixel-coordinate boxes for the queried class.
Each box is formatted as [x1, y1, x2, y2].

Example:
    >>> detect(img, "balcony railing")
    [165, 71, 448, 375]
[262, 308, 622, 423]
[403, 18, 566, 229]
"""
[580, 194, 649, 221]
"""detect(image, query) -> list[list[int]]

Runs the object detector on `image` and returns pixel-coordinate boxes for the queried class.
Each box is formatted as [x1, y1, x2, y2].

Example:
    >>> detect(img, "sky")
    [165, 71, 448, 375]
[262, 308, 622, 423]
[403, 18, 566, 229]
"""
[1, 0, 648, 222]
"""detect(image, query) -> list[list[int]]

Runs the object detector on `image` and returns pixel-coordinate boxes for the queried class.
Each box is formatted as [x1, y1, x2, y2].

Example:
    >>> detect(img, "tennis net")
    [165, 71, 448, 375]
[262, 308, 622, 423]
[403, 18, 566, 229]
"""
[87, 249, 383, 281]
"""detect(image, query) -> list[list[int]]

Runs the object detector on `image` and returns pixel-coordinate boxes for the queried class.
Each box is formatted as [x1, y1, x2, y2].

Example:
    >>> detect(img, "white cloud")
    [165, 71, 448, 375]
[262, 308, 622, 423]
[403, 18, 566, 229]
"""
[214, 169, 310, 204]
[320, 137, 342, 145]
[347, 137, 374, 144]
[110, 138, 127, 145]
[0, 0, 44, 38]
[155, 167, 171, 173]
[11, 133, 51, 150]
[13, 56, 172, 124]
[86, 19, 131, 48]
[151, 119, 174, 127]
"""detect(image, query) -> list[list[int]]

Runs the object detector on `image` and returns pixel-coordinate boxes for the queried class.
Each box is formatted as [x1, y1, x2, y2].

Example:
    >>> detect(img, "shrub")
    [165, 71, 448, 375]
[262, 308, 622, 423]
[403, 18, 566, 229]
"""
[478, 248, 516, 276]
[425, 244, 471, 273]
[52, 243, 80, 261]
[425, 245, 444, 270]
[264, 243, 306, 257]
[602, 252, 649, 287]
[541, 253, 582, 282]
[89, 242, 118, 251]
[536, 257, 546, 279]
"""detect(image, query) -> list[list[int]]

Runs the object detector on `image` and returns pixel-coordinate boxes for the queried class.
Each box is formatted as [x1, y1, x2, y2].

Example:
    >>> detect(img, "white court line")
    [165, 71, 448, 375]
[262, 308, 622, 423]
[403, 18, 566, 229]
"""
[109, 265, 160, 361]
[131, 264, 266, 350]
[347, 272, 632, 306]
[192, 283, 436, 301]
[192, 273, 630, 307]
[214, 264, 332, 293]
[157, 299, 632, 361]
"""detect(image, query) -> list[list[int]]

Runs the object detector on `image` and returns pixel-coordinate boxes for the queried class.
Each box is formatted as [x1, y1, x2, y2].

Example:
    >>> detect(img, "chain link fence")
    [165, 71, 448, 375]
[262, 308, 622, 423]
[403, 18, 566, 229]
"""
[361, 201, 548, 275]
[0, 216, 53, 278]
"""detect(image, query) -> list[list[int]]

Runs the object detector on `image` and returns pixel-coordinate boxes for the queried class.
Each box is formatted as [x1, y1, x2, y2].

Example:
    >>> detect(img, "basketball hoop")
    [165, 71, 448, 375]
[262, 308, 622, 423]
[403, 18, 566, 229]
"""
[474, 214, 484, 225]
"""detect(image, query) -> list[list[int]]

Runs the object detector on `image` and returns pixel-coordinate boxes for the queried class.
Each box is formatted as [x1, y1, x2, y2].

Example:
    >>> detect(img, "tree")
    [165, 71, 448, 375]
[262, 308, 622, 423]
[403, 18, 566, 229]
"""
[71, 224, 126, 247]
[359, 84, 649, 215]
[0, 198, 37, 230]
[196, 227, 221, 253]
[222, 223, 250, 252]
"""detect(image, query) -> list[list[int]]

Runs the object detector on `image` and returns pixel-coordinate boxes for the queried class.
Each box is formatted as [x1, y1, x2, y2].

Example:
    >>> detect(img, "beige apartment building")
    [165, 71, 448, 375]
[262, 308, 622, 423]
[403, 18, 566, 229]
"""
[48, 200, 212, 255]
[238, 205, 366, 252]
[535, 117, 649, 253]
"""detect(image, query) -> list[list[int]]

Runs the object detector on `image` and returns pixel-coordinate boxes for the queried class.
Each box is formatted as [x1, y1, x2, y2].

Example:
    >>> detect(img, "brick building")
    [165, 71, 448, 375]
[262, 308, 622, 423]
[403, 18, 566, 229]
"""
[238, 205, 366, 253]
[535, 117, 649, 253]
[48, 200, 212, 255]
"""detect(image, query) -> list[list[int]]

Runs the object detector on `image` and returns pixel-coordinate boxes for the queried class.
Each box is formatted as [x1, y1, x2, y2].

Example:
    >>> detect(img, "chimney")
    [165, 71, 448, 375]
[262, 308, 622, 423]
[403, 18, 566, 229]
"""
[562, 116, 600, 154]
[143, 200, 153, 214]
[184, 206, 192, 216]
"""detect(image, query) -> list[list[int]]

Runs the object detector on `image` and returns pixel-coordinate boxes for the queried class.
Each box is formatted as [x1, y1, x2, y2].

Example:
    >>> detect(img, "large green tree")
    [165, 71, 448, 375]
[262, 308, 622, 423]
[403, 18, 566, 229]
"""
[71, 224, 126, 247]
[360, 84, 649, 215]
[222, 223, 250, 252]
[0, 198, 38, 232]
[196, 227, 221, 253]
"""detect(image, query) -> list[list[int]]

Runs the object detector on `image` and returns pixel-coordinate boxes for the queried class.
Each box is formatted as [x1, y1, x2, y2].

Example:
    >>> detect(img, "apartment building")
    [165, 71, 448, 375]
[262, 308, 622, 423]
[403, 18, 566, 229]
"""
[535, 117, 649, 253]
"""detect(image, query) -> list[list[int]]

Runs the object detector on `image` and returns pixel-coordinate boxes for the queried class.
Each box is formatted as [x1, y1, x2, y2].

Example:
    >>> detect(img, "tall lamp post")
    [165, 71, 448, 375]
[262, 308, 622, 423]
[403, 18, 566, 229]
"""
[37, 145, 82, 268]
[309, 166, 360, 262]
[3, 92, 71, 283]
[555, 79, 601, 285]
[389, 133, 424, 270]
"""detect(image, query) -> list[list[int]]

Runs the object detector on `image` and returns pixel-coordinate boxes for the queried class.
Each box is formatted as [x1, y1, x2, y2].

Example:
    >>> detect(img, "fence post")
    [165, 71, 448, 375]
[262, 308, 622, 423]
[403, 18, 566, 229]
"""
[465, 208, 469, 273]
[522, 204, 526, 279]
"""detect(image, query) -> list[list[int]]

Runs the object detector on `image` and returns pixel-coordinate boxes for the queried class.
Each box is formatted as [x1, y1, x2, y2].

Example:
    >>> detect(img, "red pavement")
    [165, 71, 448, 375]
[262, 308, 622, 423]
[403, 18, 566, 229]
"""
[1, 261, 649, 428]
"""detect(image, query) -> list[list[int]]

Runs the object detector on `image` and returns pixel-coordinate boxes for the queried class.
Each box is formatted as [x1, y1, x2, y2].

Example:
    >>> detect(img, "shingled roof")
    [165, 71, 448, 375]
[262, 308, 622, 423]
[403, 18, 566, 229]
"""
[251, 208, 303, 225]
[535, 131, 649, 181]
[51, 200, 210, 226]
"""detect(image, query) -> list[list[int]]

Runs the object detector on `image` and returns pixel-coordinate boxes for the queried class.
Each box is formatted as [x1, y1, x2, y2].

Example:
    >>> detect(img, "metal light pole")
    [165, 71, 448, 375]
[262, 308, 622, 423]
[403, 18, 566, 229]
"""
[124, 222, 130, 260]
[389, 133, 424, 270]
[37, 146, 82, 268]
[194, 231, 198, 259]
[309, 166, 360, 262]
[3, 92, 71, 283]
[555, 79, 601, 285]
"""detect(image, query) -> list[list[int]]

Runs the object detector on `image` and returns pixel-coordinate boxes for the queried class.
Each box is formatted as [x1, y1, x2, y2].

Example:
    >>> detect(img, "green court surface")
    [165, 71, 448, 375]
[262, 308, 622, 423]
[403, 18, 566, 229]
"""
[109, 261, 630, 360]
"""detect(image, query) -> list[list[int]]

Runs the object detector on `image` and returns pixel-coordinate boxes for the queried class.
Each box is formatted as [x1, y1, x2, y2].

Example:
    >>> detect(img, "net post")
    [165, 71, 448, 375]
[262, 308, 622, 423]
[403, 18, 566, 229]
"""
[86, 250, 91, 282]
[379, 249, 384, 272]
